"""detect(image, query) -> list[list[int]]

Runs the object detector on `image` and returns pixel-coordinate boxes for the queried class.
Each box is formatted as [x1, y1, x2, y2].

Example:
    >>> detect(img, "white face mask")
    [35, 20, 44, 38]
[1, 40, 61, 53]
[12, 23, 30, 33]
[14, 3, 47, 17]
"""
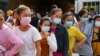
[53, 18, 61, 24]
[95, 21, 100, 27]
[42, 26, 50, 32]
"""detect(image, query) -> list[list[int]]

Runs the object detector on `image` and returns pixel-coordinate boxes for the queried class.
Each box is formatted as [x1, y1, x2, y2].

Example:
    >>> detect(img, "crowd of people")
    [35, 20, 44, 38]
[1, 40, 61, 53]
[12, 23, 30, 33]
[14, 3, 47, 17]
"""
[0, 4, 100, 56]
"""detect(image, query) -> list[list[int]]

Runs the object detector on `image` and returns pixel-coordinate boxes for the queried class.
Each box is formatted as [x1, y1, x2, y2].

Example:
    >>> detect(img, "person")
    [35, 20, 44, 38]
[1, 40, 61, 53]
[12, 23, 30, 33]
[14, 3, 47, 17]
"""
[13, 5, 42, 56]
[88, 11, 96, 24]
[39, 19, 57, 56]
[0, 9, 24, 56]
[43, 12, 51, 22]
[69, 6, 78, 24]
[30, 11, 40, 28]
[50, 8, 69, 56]
[62, 13, 86, 56]
[6, 10, 15, 29]
[77, 9, 93, 56]
[92, 16, 100, 56]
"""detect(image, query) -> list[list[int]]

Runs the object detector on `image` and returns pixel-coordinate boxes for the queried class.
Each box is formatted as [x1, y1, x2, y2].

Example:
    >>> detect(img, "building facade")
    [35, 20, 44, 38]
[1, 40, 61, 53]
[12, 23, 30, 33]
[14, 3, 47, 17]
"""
[75, 0, 100, 13]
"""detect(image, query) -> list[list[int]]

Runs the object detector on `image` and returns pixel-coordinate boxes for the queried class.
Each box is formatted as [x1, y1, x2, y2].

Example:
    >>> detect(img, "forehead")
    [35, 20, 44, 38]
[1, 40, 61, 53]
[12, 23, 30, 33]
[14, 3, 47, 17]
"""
[96, 17, 100, 21]
[42, 20, 50, 25]
[65, 16, 73, 21]
[43, 20, 50, 24]
[21, 9, 31, 15]
[55, 11, 62, 14]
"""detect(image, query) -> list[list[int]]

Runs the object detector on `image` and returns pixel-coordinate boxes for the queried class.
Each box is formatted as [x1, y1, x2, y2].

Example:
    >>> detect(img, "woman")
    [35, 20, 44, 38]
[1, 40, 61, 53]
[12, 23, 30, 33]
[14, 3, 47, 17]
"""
[77, 9, 93, 56]
[92, 16, 100, 56]
[50, 8, 69, 56]
[0, 9, 24, 56]
[39, 19, 57, 56]
[13, 5, 41, 56]
[62, 13, 86, 56]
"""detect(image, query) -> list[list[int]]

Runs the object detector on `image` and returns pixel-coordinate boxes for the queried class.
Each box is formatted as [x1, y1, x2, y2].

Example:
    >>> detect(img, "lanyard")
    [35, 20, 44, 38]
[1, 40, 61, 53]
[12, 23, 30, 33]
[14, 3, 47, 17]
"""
[79, 25, 86, 33]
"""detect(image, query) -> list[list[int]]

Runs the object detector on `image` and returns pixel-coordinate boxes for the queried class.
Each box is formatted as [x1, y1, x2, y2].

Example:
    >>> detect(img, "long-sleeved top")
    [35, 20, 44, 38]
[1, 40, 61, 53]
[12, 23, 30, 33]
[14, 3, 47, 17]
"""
[40, 32, 57, 56]
[77, 23, 93, 56]
[0, 24, 24, 56]
[51, 24, 69, 56]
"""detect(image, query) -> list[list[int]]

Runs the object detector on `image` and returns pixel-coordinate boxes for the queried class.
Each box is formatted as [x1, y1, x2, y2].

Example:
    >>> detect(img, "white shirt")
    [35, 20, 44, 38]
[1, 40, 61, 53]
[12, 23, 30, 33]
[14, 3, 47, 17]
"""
[13, 26, 41, 56]
[47, 33, 57, 56]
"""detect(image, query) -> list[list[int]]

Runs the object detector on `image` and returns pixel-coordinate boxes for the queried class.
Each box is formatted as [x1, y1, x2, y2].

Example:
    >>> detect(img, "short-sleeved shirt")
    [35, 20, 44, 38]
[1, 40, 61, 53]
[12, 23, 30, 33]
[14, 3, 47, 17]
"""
[67, 26, 85, 54]
[13, 26, 41, 56]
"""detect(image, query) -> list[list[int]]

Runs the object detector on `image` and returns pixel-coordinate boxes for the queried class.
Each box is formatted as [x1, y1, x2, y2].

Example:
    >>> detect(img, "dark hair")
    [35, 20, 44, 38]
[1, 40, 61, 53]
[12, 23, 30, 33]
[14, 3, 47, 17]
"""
[78, 9, 88, 17]
[88, 17, 93, 23]
[51, 5, 58, 10]
[90, 11, 96, 15]
[50, 8, 62, 16]
[62, 13, 73, 24]
[14, 5, 30, 26]
[94, 16, 100, 22]
[38, 18, 50, 32]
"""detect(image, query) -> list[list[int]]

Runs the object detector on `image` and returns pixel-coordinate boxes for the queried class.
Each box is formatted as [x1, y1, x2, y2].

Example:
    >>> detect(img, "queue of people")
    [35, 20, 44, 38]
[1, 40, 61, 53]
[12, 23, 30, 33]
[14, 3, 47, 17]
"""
[0, 4, 100, 56]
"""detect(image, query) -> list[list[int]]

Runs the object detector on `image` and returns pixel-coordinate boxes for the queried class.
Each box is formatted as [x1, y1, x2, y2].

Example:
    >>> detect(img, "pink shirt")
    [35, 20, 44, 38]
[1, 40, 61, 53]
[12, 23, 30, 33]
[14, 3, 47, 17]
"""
[0, 24, 24, 56]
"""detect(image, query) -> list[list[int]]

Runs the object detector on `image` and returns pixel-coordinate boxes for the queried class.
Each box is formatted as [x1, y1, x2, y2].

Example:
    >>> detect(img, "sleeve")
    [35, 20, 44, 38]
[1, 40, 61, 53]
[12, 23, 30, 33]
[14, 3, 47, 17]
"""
[0, 45, 6, 52]
[62, 27, 69, 56]
[87, 24, 93, 43]
[5, 28, 24, 56]
[75, 27, 86, 40]
[32, 27, 42, 42]
[47, 33, 57, 52]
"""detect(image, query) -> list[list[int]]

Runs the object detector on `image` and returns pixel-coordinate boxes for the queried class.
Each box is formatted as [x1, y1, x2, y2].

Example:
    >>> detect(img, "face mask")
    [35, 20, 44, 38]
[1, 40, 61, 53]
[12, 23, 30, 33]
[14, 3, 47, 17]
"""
[20, 17, 31, 26]
[42, 26, 50, 32]
[53, 18, 61, 24]
[91, 20, 94, 24]
[65, 21, 73, 27]
[95, 21, 100, 27]
[81, 18, 88, 24]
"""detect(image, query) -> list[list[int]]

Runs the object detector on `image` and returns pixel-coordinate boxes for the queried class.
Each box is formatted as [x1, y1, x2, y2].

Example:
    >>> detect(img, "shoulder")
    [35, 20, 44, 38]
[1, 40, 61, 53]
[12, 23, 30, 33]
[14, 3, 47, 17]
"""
[2, 24, 11, 31]
[57, 24, 66, 30]
[71, 26, 79, 30]
[12, 26, 19, 32]
[30, 25, 38, 31]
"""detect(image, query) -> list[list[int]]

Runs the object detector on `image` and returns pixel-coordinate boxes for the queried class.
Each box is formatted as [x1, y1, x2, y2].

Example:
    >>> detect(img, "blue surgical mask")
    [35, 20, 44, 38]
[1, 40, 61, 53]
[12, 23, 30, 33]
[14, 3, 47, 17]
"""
[64, 21, 73, 27]
[81, 18, 88, 24]
[53, 18, 61, 24]
[42, 26, 50, 32]
[91, 20, 94, 25]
